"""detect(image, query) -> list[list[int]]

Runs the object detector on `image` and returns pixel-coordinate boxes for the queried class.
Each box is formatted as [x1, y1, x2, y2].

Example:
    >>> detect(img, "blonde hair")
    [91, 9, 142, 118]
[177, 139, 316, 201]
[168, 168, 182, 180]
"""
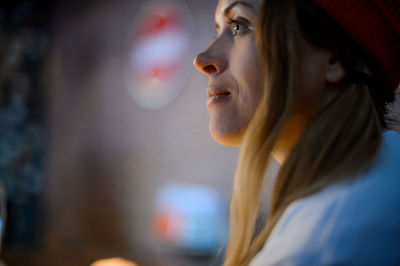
[224, 0, 394, 265]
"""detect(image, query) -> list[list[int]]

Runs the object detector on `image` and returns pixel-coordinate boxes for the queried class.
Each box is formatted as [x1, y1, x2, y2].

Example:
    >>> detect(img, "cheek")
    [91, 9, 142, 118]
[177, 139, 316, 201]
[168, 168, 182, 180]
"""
[230, 39, 262, 108]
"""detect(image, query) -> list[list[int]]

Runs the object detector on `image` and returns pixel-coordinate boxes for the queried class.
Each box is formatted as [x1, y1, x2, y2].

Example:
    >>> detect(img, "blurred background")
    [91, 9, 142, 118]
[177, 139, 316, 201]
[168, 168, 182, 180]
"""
[0, 0, 398, 265]
[0, 0, 243, 265]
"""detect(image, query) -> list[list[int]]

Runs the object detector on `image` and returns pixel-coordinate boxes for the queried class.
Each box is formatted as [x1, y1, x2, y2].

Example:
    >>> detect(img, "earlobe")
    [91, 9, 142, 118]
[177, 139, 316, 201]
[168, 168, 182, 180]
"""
[325, 56, 346, 83]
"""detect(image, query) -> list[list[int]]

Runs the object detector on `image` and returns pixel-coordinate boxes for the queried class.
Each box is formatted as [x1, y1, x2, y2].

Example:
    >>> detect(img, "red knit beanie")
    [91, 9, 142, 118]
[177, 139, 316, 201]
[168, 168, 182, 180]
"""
[313, 0, 400, 91]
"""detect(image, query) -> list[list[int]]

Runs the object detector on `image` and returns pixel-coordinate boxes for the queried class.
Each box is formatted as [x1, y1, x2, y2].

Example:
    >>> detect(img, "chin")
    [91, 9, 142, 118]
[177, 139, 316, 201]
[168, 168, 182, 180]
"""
[209, 125, 244, 147]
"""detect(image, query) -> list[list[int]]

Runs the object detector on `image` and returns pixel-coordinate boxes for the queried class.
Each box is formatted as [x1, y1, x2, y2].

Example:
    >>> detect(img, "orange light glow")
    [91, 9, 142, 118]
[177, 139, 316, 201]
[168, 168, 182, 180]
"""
[90, 257, 138, 266]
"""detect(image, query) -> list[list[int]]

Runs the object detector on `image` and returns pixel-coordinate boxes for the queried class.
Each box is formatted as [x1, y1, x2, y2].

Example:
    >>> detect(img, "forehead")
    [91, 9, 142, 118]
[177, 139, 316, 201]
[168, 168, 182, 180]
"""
[215, 0, 262, 17]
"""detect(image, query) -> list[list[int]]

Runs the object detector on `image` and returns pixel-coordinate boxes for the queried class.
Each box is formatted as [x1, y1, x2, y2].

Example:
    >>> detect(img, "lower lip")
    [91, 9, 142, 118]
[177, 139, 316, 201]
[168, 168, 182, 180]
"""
[206, 94, 231, 107]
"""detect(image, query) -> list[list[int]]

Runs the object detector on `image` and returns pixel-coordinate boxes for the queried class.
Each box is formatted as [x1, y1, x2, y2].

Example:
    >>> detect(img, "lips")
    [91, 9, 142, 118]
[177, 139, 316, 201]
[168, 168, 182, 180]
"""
[207, 88, 231, 98]
[206, 88, 232, 107]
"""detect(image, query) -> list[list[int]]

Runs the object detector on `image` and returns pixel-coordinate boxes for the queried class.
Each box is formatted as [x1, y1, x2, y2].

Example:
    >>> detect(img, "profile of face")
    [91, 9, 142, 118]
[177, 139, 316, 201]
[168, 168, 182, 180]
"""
[194, 0, 263, 146]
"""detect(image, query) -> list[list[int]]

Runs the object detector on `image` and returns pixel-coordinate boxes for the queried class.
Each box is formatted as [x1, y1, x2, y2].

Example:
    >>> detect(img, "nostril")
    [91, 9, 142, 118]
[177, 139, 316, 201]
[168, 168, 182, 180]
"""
[193, 52, 226, 74]
[203, 64, 217, 74]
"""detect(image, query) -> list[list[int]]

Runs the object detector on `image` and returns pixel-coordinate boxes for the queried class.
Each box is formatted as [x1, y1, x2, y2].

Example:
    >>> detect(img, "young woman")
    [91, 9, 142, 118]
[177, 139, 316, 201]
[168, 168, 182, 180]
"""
[194, 0, 400, 265]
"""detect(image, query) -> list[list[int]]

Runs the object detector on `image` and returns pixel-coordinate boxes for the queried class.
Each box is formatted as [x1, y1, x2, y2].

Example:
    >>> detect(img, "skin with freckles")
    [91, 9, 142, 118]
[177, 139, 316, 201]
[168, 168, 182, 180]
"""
[194, 0, 263, 146]
[194, 0, 346, 163]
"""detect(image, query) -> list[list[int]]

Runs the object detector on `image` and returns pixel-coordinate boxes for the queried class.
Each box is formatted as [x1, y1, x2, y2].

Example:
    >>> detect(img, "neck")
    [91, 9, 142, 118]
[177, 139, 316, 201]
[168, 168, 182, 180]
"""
[272, 113, 308, 164]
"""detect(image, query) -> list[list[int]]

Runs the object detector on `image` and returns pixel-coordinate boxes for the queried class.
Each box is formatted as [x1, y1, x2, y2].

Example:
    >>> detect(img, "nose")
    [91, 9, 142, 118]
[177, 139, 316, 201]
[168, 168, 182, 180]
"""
[193, 47, 227, 75]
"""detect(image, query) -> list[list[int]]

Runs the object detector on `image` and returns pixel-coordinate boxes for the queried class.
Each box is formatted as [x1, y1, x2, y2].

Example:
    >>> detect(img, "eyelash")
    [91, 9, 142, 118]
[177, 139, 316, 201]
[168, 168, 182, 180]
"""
[212, 18, 253, 40]
[227, 19, 250, 37]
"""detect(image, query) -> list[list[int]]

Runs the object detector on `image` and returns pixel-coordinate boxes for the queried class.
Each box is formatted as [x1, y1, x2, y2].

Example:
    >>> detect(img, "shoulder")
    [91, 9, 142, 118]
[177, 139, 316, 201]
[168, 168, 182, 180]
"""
[250, 130, 400, 265]
[346, 130, 400, 211]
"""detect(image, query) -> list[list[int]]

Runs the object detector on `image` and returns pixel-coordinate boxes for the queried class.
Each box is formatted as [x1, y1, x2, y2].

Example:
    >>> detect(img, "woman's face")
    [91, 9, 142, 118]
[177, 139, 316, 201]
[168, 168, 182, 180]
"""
[194, 0, 263, 146]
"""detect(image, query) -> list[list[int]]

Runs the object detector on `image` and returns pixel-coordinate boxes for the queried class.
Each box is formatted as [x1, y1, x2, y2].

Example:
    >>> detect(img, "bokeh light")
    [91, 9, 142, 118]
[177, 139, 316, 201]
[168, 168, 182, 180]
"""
[154, 182, 228, 255]
[90, 257, 138, 266]
[124, 0, 193, 109]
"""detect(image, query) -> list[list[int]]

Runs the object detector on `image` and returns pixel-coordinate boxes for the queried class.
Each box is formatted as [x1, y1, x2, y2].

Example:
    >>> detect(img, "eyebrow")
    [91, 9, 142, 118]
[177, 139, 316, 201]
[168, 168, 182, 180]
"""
[223, 1, 255, 17]
[214, 1, 255, 29]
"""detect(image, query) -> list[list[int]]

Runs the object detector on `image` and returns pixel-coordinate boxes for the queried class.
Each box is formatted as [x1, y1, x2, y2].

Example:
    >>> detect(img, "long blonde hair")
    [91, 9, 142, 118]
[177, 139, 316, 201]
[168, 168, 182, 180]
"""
[224, 0, 395, 265]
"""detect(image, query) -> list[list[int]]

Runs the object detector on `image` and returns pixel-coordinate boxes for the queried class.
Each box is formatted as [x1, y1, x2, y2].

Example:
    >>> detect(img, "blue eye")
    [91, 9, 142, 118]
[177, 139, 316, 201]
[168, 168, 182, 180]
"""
[233, 23, 241, 35]
[228, 19, 251, 37]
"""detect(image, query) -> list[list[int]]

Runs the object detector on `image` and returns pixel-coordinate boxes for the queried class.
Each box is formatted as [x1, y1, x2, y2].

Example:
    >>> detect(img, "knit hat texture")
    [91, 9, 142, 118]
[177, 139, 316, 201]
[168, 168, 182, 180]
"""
[314, 0, 400, 91]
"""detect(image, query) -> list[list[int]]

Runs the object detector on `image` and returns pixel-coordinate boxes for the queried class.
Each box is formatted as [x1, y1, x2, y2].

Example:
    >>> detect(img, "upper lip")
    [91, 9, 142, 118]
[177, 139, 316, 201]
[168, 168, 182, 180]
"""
[207, 88, 231, 97]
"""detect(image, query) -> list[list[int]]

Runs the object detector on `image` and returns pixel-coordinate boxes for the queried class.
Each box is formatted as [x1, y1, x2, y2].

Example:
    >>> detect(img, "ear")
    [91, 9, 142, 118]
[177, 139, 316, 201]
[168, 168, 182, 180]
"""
[325, 55, 346, 83]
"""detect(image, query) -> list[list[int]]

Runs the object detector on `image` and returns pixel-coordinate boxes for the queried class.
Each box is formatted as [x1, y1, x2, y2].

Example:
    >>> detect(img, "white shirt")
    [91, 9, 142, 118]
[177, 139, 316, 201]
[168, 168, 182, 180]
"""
[250, 130, 400, 265]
